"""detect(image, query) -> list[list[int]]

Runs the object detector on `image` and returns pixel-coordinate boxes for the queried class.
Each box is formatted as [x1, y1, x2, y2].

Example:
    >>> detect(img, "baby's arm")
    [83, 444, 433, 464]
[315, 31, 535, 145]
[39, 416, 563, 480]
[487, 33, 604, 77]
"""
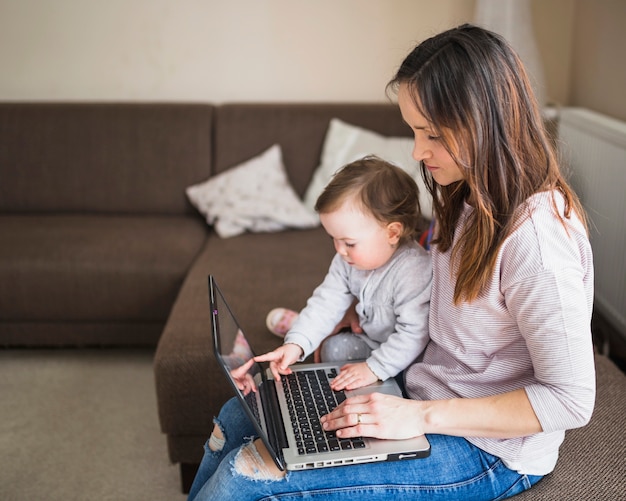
[284, 254, 357, 358]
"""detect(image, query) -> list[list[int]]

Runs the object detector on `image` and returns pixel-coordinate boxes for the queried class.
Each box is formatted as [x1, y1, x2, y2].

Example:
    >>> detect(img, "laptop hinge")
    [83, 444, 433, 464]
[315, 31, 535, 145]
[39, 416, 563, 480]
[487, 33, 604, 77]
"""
[260, 378, 289, 451]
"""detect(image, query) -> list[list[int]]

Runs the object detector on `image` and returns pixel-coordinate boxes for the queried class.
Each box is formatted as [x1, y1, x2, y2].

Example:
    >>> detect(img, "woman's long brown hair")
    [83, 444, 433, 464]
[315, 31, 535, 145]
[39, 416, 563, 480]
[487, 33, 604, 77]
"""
[387, 24, 587, 303]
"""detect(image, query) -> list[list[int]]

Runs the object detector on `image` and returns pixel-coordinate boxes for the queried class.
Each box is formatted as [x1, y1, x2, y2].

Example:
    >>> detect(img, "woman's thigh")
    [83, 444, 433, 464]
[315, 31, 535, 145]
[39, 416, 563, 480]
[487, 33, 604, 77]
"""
[192, 432, 541, 500]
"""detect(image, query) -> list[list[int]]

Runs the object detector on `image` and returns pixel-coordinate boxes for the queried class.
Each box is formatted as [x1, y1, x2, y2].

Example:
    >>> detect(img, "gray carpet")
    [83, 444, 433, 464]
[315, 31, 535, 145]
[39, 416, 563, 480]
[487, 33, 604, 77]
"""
[0, 349, 187, 501]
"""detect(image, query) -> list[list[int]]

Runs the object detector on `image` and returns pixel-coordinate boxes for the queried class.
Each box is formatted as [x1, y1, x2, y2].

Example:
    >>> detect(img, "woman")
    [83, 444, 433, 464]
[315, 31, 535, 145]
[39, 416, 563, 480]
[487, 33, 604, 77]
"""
[188, 24, 595, 500]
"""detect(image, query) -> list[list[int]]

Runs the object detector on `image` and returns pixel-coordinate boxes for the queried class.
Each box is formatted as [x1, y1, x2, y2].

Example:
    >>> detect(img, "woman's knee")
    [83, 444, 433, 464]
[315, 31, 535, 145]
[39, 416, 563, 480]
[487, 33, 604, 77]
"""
[233, 439, 286, 481]
[208, 422, 225, 451]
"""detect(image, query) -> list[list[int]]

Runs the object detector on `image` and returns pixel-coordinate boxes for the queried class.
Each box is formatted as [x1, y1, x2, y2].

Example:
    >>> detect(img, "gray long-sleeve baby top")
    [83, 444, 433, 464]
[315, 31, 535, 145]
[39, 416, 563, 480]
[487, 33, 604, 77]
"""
[284, 240, 432, 380]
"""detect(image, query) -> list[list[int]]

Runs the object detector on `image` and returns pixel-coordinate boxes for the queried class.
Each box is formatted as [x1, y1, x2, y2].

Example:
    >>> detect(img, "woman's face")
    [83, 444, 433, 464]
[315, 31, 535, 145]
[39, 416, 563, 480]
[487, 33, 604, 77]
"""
[398, 83, 465, 186]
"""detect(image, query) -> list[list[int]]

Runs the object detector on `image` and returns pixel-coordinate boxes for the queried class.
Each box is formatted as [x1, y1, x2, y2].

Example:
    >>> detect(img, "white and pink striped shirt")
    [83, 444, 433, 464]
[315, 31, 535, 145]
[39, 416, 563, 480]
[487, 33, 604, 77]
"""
[405, 191, 596, 475]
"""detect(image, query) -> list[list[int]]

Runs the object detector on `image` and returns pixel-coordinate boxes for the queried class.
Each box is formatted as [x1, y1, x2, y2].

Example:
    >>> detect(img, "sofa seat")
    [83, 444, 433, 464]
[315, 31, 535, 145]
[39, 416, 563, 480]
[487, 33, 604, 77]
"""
[0, 214, 207, 346]
[155, 226, 335, 465]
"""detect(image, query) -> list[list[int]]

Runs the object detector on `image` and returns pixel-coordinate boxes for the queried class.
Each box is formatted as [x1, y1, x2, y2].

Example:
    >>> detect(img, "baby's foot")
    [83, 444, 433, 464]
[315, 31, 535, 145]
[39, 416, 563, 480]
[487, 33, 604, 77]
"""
[265, 308, 298, 338]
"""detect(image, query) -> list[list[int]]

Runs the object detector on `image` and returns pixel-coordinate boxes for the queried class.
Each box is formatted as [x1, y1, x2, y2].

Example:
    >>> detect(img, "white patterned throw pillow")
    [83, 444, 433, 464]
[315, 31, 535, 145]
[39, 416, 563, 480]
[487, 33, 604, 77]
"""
[302, 118, 432, 218]
[186, 144, 318, 238]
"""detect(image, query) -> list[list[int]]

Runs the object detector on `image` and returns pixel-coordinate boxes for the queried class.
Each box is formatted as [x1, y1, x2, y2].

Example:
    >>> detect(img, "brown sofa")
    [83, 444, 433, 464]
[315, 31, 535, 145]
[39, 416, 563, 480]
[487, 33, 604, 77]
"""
[0, 103, 212, 345]
[153, 103, 415, 490]
[1, 103, 624, 498]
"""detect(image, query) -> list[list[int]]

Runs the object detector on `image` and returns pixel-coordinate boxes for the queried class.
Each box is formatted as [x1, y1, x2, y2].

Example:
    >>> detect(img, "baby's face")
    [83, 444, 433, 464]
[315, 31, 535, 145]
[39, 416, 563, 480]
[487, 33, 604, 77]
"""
[320, 198, 400, 271]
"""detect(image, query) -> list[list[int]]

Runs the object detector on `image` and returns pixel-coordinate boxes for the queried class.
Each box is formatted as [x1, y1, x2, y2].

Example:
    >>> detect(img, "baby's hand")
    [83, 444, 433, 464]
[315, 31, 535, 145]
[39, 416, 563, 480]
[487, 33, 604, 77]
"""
[230, 358, 257, 395]
[330, 362, 379, 391]
[254, 343, 303, 381]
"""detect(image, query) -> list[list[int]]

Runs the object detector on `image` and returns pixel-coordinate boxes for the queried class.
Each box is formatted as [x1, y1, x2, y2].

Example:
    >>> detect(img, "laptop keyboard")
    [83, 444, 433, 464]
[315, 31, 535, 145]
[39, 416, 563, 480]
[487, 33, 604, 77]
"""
[244, 390, 261, 424]
[282, 368, 365, 455]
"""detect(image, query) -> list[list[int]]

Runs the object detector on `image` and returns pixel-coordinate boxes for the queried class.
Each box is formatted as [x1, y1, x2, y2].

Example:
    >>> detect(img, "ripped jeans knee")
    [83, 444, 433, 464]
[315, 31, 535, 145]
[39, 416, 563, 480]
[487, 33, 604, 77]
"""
[207, 421, 285, 481]
[208, 420, 226, 452]
[233, 439, 286, 481]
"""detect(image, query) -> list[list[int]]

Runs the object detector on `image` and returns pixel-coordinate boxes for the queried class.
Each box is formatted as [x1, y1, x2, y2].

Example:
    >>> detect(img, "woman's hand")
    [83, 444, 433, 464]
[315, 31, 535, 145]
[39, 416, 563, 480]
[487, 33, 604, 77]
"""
[330, 362, 378, 391]
[321, 392, 425, 440]
[254, 343, 303, 381]
[322, 388, 545, 441]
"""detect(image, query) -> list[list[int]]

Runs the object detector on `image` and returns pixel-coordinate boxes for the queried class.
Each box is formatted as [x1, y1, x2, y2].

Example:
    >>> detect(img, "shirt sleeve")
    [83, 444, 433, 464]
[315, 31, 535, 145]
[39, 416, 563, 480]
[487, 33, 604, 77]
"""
[502, 214, 596, 433]
[284, 253, 355, 359]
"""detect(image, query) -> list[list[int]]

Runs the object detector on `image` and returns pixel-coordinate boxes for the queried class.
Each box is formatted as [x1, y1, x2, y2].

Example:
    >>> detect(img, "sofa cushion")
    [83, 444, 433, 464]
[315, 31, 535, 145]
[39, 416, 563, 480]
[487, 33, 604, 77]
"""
[0, 103, 213, 215]
[0, 215, 207, 327]
[0, 321, 165, 347]
[213, 104, 412, 198]
[186, 144, 318, 238]
[302, 118, 432, 217]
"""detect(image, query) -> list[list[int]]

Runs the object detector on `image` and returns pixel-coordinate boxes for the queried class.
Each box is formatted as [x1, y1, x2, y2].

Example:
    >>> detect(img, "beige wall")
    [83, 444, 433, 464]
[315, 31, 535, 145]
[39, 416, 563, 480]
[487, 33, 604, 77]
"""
[0, 0, 474, 103]
[532, 0, 576, 107]
[2, 0, 622, 119]
[0, 0, 578, 105]
[569, 0, 626, 122]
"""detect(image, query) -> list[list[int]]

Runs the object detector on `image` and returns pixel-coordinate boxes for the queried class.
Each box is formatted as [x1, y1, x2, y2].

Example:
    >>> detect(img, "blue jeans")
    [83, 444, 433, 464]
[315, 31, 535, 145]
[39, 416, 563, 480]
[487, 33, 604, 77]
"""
[188, 397, 543, 501]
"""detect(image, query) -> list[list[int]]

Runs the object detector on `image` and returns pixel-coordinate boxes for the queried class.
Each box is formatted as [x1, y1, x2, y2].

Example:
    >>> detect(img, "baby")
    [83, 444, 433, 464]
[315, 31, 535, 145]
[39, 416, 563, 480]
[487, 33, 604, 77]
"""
[256, 156, 432, 391]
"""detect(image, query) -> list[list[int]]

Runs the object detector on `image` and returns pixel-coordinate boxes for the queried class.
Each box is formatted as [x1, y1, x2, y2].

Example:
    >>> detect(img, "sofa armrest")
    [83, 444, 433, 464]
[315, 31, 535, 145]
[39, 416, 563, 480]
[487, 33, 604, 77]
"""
[515, 353, 626, 499]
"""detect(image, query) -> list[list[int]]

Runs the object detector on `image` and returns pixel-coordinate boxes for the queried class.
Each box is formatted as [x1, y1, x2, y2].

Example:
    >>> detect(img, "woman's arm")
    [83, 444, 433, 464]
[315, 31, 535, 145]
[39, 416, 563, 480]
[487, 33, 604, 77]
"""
[321, 387, 542, 440]
[421, 388, 542, 438]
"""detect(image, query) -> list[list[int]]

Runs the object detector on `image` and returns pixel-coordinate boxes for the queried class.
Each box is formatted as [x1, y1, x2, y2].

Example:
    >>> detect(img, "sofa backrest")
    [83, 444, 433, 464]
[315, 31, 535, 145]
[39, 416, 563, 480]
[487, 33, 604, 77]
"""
[213, 103, 412, 197]
[0, 103, 213, 215]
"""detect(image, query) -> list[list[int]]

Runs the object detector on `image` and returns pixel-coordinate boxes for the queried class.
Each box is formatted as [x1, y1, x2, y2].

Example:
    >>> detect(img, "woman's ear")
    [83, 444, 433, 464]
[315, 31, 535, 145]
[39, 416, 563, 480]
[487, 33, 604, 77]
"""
[387, 222, 403, 246]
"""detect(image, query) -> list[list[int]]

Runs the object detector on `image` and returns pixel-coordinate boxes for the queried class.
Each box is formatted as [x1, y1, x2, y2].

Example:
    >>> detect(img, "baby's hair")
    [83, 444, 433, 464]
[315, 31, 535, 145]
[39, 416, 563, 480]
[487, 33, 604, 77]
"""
[314, 155, 423, 244]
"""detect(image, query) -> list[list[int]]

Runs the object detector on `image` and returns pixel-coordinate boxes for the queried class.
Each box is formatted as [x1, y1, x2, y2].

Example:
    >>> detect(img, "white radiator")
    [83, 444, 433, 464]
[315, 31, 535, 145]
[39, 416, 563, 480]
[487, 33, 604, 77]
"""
[559, 107, 626, 339]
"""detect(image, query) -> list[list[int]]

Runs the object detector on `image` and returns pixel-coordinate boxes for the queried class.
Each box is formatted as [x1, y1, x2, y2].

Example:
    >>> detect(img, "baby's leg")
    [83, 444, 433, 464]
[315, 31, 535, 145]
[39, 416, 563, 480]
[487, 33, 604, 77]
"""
[319, 332, 373, 362]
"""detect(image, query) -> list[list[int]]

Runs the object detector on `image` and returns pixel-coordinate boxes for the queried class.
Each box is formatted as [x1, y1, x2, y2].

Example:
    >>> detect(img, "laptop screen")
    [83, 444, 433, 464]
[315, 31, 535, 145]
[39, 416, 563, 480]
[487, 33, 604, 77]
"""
[209, 276, 286, 469]
[210, 277, 261, 380]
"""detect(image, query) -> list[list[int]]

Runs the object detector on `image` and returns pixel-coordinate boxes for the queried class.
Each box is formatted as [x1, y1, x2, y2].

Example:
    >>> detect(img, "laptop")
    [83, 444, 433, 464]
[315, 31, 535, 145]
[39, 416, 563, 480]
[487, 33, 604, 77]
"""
[208, 275, 430, 471]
